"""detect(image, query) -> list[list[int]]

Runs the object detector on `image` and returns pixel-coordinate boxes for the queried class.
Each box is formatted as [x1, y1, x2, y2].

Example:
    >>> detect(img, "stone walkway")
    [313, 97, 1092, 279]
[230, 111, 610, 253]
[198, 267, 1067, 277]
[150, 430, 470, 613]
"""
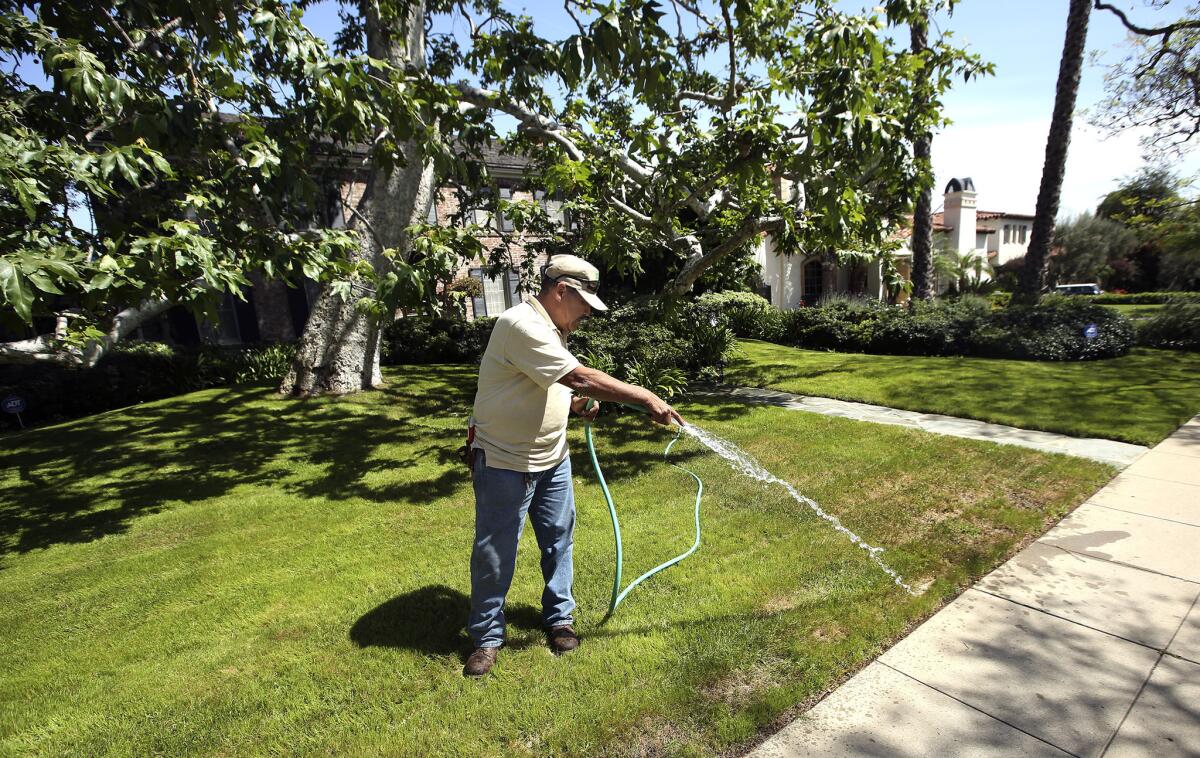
[705, 386, 1148, 468]
[750, 415, 1200, 758]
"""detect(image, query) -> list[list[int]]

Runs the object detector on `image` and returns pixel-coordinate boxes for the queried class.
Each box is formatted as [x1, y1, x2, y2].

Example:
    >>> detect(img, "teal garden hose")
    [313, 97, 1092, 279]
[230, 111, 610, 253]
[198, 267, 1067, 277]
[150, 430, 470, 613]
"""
[582, 401, 704, 621]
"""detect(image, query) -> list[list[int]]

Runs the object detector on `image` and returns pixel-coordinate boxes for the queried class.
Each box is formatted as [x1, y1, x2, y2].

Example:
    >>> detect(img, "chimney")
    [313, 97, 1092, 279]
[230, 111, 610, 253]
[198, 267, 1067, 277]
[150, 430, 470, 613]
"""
[942, 177, 977, 254]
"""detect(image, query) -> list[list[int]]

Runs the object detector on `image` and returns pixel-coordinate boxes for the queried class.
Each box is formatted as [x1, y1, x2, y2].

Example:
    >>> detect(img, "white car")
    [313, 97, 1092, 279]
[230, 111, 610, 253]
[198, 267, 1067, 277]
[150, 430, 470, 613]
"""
[1054, 283, 1103, 296]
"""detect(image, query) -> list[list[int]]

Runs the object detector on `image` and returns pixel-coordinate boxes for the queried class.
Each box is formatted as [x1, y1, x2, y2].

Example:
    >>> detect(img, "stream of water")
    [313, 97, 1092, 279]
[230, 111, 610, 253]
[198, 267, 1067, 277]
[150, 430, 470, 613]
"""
[680, 422, 919, 596]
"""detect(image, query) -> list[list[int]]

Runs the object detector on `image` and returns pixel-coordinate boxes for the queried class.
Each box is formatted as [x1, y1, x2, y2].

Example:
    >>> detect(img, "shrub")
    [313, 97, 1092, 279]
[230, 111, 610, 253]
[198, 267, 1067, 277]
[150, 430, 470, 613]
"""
[381, 302, 736, 395]
[381, 316, 496, 364]
[868, 297, 991, 356]
[979, 297, 1134, 360]
[572, 302, 735, 392]
[1090, 291, 1200, 305]
[693, 291, 773, 338]
[732, 296, 1134, 362]
[1136, 299, 1200, 350]
[0, 341, 297, 432]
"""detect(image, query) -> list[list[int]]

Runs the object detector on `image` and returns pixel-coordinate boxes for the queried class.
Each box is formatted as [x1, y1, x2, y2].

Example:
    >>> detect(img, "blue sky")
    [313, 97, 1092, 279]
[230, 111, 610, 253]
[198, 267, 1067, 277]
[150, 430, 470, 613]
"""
[304, 0, 1200, 219]
[928, 0, 1200, 217]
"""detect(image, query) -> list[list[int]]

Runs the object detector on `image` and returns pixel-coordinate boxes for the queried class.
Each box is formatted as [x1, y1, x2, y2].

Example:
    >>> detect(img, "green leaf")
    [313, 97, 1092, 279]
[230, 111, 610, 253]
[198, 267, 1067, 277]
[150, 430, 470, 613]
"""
[26, 271, 63, 295]
[0, 259, 34, 322]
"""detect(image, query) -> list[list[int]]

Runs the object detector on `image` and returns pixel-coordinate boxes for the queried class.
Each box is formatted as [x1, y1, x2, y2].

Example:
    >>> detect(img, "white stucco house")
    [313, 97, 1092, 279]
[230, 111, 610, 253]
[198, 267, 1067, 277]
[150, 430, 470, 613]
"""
[753, 177, 1033, 307]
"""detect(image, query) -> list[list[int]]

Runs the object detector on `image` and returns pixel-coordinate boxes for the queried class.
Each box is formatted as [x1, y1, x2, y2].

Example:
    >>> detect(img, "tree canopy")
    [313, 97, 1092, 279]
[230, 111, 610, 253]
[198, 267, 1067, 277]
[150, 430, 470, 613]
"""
[1, 0, 986, 373]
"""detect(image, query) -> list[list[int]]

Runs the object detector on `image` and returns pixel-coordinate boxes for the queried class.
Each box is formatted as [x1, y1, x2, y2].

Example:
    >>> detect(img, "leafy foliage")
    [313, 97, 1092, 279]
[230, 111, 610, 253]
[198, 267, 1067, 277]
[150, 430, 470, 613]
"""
[0, 340, 295, 430]
[1091, 2, 1200, 158]
[381, 300, 736, 391]
[711, 294, 1134, 360]
[1136, 298, 1200, 350]
[1050, 213, 1139, 286]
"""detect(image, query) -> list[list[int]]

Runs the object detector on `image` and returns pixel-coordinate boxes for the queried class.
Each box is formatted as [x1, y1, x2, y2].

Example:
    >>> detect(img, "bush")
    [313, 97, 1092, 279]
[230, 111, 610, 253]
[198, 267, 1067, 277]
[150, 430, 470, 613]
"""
[0, 341, 297, 432]
[715, 295, 1134, 362]
[1137, 299, 1200, 350]
[979, 297, 1134, 360]
[573, 302, 736, 392]
[381, 316, 496, 364]
[381, 302, 736, 396]
[693, 291, 773, 338]
[869, 297, 992, 356]
[1090, 291, 1200, 305]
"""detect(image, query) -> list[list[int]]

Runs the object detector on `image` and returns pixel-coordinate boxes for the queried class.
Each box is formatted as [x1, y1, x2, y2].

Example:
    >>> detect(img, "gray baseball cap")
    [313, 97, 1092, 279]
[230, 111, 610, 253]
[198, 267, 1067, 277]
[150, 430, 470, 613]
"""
[544, 254, 608, 311]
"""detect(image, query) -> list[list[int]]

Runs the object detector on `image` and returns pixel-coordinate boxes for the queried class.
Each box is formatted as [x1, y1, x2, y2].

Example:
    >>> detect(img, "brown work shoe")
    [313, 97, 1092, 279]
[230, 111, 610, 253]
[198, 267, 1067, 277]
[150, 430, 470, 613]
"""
[546, 624, 580, 655]
[463, 646, 499, 677]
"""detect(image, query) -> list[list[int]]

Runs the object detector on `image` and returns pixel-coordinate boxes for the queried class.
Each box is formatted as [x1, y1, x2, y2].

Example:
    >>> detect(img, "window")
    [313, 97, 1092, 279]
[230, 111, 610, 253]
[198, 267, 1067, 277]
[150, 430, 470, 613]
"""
[1018, 225, 1028, 244]
[1003, 224, 1011, 244]
[469, 267, 520, 317]
[497, 187, 515, 232]
[201, 291, 242, 345]
[803, 260, 824, 304]
[425, 192, 438, 225]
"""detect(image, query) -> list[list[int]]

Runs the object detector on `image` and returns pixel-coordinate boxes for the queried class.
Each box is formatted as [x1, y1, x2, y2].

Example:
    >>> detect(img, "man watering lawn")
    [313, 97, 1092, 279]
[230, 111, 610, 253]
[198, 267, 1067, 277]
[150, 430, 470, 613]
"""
[464, 254, 685, 677]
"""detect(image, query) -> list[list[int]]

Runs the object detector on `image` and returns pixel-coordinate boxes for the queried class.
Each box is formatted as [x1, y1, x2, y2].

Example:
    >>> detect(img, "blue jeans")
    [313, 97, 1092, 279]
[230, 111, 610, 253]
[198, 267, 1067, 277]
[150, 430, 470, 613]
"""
[468, 450, 576, 648]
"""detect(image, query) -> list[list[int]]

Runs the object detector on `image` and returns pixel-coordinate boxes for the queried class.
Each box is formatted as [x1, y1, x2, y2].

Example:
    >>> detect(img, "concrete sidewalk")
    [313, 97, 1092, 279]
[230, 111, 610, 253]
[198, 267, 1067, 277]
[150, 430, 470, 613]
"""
[705, 386, 1148, 468]
[751, 416, 1200, 758]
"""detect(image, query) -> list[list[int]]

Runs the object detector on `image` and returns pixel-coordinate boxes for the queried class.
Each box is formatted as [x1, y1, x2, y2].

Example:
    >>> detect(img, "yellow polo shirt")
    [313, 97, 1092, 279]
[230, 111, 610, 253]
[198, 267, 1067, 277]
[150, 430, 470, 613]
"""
[471, 298, 580, 472]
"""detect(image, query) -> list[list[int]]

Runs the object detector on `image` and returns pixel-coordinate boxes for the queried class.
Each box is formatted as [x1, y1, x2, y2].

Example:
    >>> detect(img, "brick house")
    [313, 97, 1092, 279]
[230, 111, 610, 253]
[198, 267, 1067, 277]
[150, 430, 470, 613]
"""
[120, 143, 559, 345]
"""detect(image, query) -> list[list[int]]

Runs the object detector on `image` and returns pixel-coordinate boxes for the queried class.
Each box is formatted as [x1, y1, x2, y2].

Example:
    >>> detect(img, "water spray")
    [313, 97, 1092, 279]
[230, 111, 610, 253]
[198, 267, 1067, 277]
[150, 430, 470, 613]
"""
[583, 403, 919, 620]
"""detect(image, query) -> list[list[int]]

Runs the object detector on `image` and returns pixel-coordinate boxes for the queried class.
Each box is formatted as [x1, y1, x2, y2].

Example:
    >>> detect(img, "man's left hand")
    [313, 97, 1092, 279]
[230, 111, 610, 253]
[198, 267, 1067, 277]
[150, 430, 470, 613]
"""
[572, 396, 600, 422]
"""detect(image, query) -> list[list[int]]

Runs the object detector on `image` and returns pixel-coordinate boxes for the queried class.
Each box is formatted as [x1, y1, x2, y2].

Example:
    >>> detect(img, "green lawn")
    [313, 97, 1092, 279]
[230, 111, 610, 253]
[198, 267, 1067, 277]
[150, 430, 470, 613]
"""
[1102, 303, 1166, 319]
[0, 367, 1113, 756]
[726, 340, 1200, 446]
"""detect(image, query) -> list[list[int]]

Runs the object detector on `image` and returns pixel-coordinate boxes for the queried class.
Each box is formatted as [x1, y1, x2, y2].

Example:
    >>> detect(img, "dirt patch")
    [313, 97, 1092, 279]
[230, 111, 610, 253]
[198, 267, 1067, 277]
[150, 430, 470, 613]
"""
[700, 657, 787, 706]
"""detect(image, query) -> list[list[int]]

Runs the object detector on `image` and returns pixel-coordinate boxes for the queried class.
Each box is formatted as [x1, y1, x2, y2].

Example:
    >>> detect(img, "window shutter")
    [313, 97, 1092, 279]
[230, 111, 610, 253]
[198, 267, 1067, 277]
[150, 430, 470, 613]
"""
[505, 269, 521, 307]
[469, 268, 487, 318]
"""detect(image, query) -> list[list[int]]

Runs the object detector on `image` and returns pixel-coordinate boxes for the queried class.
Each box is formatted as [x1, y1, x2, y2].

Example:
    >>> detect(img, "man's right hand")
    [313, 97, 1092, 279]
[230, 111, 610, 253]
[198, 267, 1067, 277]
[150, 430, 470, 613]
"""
[644, 393, 685, 427]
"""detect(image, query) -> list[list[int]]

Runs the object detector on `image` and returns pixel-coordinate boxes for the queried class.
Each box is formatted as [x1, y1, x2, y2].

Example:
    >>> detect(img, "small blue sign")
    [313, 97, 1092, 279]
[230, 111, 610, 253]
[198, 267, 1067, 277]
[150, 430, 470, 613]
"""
[1084, 323, 1099, 341]
[2, 395, 25, 414]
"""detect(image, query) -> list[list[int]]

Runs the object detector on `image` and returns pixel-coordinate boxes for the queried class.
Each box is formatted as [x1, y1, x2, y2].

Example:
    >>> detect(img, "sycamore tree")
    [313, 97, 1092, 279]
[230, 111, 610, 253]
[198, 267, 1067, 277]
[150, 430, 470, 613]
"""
[438, 0, 984, 301]
[2, 0, 985, 396]
[0, 0, 473, 379]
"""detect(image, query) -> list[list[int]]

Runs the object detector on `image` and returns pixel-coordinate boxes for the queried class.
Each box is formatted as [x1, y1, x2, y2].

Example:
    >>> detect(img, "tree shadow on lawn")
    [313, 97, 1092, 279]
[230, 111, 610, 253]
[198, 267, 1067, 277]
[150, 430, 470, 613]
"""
[0, 374, 475, 558]
[350, 584, 545, 656]
[0, 370, 754, 561]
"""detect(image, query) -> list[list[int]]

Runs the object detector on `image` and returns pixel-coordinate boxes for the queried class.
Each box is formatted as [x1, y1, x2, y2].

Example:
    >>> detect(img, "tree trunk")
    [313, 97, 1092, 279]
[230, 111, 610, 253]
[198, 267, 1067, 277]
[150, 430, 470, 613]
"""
[279, 0, 435, 395]
[909, 11, 935, 300]
[1016, 0, 1091, 305]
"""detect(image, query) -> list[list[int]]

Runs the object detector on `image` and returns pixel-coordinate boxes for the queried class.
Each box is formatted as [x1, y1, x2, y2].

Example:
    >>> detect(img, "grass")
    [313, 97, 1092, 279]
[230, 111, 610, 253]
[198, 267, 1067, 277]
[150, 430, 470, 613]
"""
[0, 366, 1114, 756]
[726, 340, 1200, 447]
[1101, 303, 1165, 319]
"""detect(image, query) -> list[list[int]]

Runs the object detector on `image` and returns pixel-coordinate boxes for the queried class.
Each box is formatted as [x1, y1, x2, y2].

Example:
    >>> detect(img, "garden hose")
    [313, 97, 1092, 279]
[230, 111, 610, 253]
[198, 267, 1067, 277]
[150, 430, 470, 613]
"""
[583, 400, 703, 621]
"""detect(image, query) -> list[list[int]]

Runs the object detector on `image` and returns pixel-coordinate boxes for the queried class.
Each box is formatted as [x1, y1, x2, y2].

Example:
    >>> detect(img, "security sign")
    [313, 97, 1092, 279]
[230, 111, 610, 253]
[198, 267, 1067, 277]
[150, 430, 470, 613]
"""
[2, 395, 25, 414]
[1084, 323, 1099, 341]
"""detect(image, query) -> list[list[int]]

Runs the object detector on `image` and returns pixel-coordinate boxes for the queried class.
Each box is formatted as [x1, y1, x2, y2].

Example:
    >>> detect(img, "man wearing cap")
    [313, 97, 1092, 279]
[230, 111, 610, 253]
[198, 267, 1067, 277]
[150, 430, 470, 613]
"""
[463, 254, 684, 677]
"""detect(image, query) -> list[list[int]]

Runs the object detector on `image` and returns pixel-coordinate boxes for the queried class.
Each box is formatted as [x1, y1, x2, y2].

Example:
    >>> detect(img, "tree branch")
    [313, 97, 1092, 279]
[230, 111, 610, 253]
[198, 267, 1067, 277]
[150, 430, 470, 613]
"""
[456, 84, 655, 186]
[1094, 2, 1200, 38]
[669, 215, 784, 294]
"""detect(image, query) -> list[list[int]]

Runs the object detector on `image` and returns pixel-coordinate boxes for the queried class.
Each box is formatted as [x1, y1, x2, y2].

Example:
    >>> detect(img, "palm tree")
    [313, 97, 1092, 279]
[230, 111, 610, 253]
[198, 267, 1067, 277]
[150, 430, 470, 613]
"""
[1016, 0, 1092, 305]
[909, 6, 936, 300]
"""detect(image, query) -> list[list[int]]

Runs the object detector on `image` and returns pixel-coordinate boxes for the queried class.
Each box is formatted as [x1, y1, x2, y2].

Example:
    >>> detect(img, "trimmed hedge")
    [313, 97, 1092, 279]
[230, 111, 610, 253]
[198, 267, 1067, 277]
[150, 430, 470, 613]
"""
[1090, 292, 1200, 305]
[727, 295, 1135, 361]
[0, 342, 296, 432]
[1137, 299, 1200, 351]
